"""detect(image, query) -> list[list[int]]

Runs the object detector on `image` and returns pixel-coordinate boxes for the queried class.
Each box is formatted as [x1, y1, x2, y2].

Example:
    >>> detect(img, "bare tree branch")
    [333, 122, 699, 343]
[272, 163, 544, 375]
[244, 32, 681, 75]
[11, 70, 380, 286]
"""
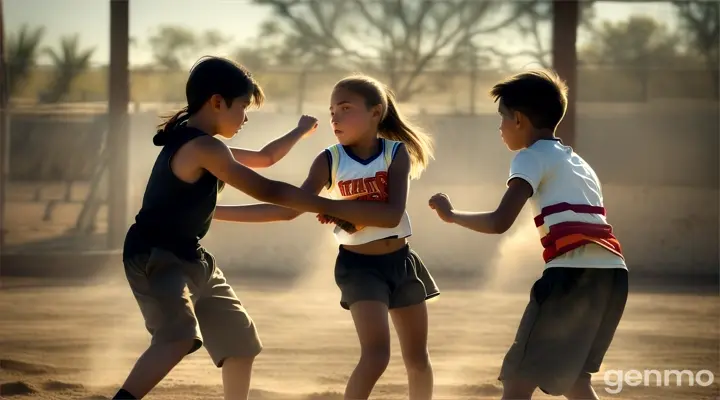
[255, 0, 528, 100]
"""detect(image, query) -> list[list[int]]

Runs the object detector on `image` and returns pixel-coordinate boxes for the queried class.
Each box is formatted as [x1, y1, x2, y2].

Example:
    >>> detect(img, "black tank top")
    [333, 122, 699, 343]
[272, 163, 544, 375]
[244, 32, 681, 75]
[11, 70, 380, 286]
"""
[123, 126, 225, 260]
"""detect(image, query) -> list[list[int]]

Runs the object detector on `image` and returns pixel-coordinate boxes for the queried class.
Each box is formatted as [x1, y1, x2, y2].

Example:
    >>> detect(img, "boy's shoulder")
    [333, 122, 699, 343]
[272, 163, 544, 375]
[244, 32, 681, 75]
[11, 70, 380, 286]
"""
[516, 139, 582, 167]
[511, 142, 553, 168]
[526, 138, 563, 154]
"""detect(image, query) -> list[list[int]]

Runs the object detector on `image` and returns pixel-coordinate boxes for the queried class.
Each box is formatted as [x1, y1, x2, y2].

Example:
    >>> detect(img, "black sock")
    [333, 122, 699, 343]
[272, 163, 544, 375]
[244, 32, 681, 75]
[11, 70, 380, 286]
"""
[112, 388, 137, 399]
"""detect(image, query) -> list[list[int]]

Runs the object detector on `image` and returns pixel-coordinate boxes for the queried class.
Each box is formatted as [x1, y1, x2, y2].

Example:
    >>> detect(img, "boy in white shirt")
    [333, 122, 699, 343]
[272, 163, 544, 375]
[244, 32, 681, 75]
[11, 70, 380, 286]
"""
[428, 69, 628, 400]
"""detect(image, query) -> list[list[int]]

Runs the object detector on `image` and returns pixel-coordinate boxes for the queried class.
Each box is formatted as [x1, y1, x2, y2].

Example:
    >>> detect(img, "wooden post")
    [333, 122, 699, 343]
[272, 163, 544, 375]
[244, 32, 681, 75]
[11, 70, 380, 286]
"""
[0, 0, 8, 250]
[107, 0, 130, 249]
[552, 0, 579, 148]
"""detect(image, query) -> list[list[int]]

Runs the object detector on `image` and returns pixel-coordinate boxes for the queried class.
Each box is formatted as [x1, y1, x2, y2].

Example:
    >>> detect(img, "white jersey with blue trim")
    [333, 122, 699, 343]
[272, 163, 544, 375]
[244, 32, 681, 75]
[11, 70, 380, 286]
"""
[324, 138, 412, 245]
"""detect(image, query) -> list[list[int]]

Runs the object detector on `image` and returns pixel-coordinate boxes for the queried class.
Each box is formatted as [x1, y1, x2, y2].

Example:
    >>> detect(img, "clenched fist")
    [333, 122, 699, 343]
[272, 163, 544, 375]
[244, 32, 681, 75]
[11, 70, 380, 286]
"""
[297, 115, 319, 137]
[428, 193, 455, 223]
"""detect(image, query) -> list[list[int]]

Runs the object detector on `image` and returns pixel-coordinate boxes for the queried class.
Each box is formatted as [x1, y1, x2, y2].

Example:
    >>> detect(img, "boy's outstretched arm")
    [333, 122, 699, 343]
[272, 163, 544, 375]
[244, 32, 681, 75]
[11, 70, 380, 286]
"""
[229, 115, 318, 168]
[214, 150, 330, 222]
[428, 178, 533, 234]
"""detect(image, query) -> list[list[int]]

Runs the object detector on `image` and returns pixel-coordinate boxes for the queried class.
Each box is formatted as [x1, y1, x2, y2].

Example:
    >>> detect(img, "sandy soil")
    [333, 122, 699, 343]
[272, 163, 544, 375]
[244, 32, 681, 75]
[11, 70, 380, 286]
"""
[1, 272, 717, 400]
[3, 180, 718, 399]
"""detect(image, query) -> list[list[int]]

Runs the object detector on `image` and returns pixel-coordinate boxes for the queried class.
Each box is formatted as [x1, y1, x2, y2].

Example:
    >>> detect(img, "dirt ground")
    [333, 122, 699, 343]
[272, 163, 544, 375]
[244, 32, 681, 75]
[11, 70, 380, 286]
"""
[1, 271, 717, 400]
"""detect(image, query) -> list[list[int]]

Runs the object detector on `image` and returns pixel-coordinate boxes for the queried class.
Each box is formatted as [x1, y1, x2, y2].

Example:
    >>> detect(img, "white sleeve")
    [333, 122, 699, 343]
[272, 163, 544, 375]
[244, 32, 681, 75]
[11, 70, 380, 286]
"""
[507, 150, 544, 195]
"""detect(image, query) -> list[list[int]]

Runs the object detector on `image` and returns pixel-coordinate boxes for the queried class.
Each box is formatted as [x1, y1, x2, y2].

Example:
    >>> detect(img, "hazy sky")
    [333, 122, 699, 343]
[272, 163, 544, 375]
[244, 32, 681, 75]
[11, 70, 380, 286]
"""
[5, 0, 679, 67]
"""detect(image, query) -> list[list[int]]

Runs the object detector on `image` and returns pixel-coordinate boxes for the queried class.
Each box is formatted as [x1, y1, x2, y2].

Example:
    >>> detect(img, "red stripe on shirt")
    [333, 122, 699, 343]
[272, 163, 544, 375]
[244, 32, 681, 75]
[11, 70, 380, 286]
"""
[534, 202, 607, 227]
[540, 221, 623, 263]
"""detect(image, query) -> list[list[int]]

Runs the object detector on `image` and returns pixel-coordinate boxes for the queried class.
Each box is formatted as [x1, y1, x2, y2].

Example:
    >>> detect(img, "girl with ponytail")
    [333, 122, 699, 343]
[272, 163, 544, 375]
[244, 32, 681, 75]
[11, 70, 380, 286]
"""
[213, 75, 439, 399]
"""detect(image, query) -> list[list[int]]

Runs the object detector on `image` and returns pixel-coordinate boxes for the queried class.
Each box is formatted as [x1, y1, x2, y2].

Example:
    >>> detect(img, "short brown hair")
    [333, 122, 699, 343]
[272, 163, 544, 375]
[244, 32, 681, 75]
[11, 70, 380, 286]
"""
[489, 69, 568, 131]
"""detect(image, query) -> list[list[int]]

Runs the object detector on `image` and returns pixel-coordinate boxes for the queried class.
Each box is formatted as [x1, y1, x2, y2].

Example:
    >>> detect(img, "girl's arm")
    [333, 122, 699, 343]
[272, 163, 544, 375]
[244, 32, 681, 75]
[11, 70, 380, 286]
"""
[322, 144, 411, 229]
[229, 116, 317, 168]
[214, 150, 330, 223]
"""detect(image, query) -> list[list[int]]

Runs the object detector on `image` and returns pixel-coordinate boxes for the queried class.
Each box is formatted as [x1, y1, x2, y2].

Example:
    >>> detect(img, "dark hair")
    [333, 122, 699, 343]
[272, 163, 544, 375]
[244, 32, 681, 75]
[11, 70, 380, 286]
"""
[489, 69, 568, 131]
[334, 75, 434, 180]
[153, 56, 265, 145]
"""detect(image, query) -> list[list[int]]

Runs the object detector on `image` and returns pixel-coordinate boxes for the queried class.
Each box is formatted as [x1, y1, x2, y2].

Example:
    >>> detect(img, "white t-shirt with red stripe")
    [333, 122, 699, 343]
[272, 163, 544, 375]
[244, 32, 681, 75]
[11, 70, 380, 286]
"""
[508, 139, 627, 270]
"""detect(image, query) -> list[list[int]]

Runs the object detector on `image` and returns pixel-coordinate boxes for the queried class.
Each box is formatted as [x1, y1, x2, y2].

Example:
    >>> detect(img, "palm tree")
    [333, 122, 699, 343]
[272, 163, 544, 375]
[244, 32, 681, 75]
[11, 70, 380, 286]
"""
[41, 34, 95, 103]
[6, 24, 45, 97]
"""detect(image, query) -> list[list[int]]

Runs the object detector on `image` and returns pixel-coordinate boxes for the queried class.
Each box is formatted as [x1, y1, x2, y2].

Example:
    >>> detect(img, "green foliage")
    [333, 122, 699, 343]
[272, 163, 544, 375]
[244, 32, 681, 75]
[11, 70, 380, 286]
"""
[145, 25, 231, 71]
[41, 34, 96, 103]
[578, 16, 690, 100]
[580, 16, 684, 68]
[6, 24, 45, 96]
[147, 25, 197, 70]
[672, 1, 719, 98]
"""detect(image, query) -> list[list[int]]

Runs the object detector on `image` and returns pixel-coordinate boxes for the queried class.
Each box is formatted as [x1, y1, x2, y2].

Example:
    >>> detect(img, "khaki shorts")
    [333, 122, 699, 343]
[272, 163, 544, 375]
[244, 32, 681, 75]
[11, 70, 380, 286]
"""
[498, 267, 628, 395]
[123, 247, 262, 367]
[334, 245, 440, 310]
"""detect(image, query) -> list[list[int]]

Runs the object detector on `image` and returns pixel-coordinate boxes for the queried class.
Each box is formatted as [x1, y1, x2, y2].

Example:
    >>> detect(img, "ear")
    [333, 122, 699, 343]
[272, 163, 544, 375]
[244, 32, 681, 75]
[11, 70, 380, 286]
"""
[209, 94, 223, 111]
[513, 110, 524, 128]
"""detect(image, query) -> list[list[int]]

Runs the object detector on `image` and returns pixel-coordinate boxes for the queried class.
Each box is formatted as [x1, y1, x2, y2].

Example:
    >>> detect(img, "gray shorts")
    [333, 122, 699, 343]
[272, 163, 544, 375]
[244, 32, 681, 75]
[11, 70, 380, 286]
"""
[334, 245, 440, 310]
[498, 266, 628, 395]
[123, 247, 262, 367]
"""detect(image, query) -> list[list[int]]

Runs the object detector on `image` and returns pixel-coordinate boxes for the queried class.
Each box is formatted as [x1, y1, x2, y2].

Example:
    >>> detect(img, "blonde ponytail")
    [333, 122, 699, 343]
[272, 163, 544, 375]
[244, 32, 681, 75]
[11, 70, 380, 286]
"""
[377, 88, 434, 179]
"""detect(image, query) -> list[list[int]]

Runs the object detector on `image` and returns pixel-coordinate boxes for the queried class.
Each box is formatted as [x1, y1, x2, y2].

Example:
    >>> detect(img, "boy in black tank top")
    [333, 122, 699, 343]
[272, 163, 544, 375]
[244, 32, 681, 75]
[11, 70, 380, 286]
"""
[113, 57, 331, 400]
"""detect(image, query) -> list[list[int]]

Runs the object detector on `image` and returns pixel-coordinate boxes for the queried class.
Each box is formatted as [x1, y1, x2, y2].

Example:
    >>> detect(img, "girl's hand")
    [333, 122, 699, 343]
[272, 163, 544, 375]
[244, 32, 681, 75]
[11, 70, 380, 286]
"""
[316, 214, 359, 234]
